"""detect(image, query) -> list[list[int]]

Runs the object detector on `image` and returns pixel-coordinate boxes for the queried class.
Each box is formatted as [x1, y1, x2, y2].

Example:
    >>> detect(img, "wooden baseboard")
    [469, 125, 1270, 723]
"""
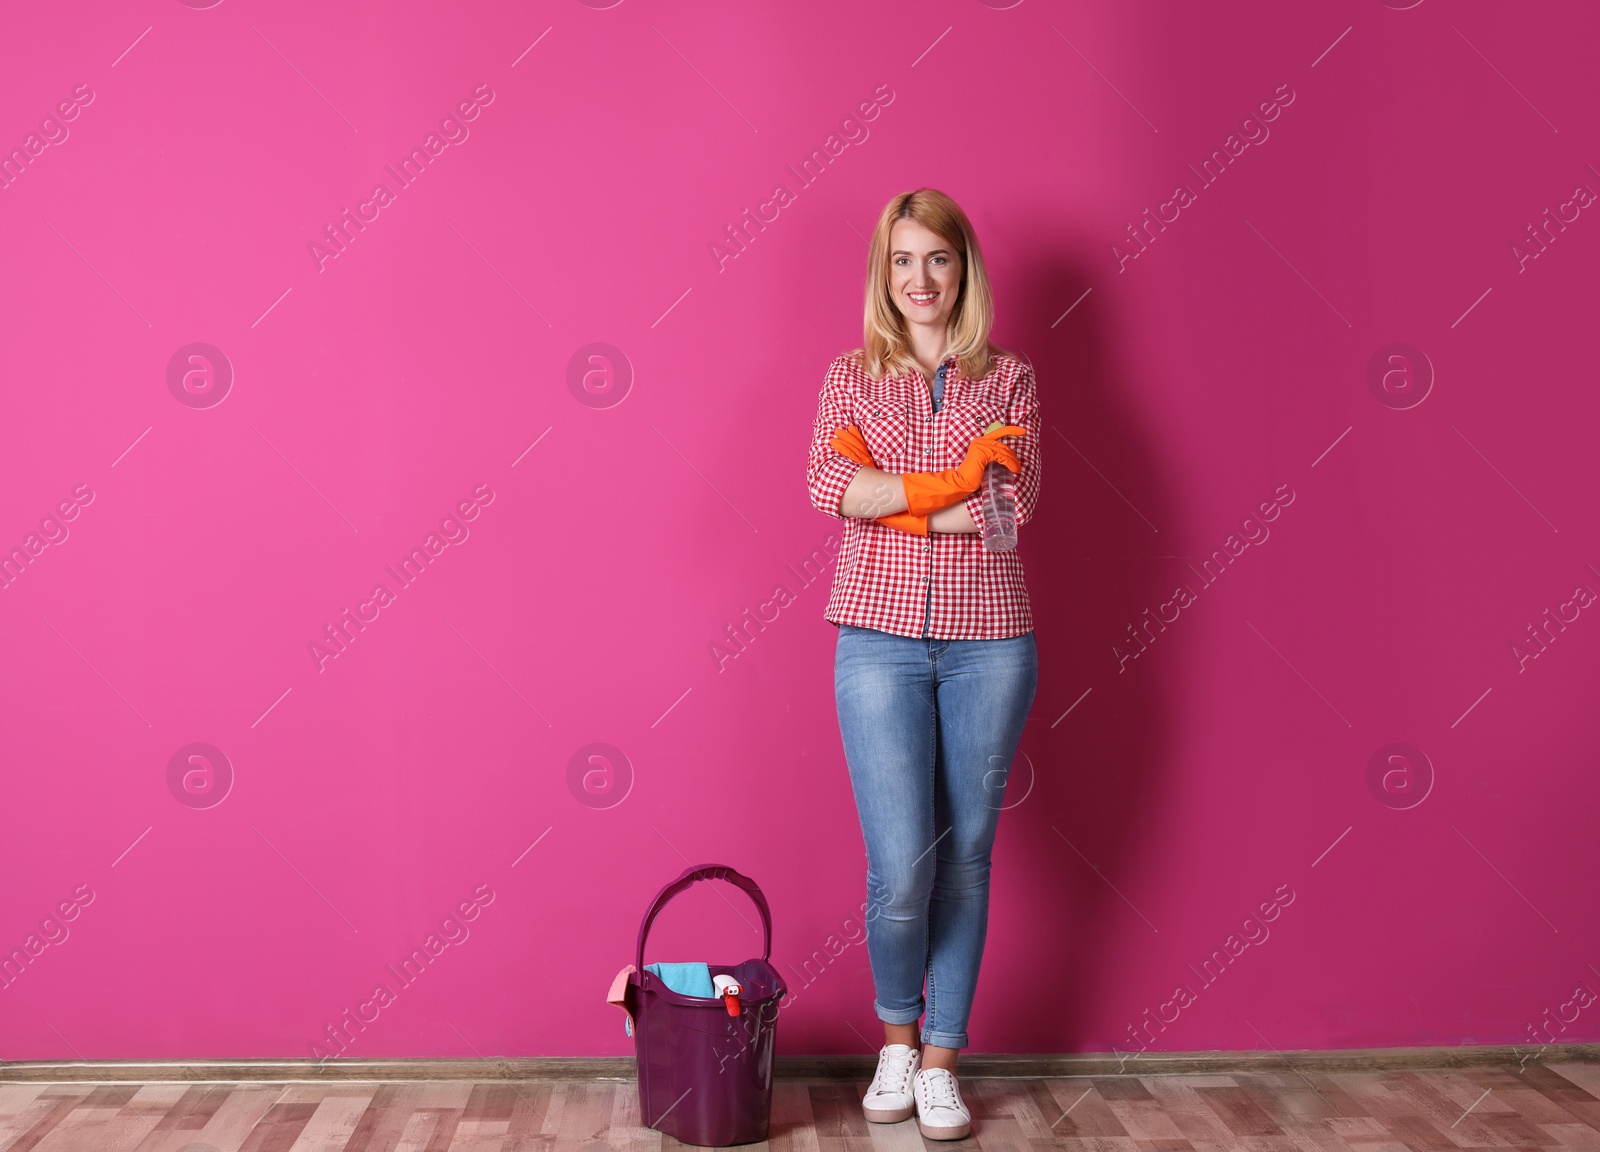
[1, 1044, 1594, 1082]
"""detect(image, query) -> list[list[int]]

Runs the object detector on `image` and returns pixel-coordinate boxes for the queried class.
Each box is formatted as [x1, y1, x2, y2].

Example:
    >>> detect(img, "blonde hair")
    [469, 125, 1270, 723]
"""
[852, 188, 1007, 382]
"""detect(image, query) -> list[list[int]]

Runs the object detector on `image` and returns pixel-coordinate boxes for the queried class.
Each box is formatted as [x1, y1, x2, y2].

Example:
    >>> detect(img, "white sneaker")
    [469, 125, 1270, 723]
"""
[913, 1066, 972, 1140]
[861, 1043, 920, 1122]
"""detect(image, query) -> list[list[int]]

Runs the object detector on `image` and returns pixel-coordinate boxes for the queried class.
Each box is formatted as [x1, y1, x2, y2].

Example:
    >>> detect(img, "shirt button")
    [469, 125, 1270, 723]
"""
[921, 576, 928, 582]
[924, 449, 932, 456]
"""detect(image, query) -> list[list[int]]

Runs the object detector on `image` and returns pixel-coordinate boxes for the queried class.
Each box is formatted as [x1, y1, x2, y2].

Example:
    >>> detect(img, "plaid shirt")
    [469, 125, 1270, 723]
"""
[806, 351, 1041, 639]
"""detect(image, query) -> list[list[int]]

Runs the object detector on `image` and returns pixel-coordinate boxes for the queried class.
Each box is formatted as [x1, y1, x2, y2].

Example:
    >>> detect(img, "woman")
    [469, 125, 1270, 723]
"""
[805, 188, 1041, 1141]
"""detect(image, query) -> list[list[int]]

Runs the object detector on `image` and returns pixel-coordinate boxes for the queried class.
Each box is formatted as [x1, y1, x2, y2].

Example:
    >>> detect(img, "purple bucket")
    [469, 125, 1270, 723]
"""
[625, 864, 787, 1147]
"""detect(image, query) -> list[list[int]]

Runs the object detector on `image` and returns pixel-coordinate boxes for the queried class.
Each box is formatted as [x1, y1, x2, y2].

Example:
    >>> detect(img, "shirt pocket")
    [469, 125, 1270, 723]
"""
[939, 397, 1007, 460]
[855, 400, 909, 466]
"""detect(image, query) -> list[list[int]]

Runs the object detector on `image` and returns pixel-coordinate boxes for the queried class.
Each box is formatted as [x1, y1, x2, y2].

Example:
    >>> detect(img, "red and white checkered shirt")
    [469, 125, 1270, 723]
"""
[806, 350, 1041, 639]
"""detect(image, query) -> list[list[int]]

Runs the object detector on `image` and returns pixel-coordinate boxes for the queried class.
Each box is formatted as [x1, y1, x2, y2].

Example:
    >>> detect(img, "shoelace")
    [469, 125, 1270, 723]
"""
[870, 1048, 916, 1096]
[919, 1069, 960, 1110]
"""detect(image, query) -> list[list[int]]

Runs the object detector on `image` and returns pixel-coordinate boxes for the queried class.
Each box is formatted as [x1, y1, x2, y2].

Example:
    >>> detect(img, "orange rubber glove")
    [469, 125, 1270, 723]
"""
[828, 425, 929, 536]
[900, 425, 1026, 517]
[829, 425, 874, 467]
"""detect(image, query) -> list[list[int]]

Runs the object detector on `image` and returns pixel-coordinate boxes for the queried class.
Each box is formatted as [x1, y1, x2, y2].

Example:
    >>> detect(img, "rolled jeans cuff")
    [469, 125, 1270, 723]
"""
[874, 999, 925, 1027]
[921, 1027, 969, 1050]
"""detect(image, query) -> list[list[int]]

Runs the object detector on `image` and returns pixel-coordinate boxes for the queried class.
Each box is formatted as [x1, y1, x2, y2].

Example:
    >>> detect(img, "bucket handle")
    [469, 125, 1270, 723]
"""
[635, 863, 772, 973]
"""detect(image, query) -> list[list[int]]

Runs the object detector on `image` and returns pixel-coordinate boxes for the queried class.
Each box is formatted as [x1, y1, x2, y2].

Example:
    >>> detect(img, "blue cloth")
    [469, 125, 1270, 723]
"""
[932, 361, 948, 413]
[644, 961, 715, 998]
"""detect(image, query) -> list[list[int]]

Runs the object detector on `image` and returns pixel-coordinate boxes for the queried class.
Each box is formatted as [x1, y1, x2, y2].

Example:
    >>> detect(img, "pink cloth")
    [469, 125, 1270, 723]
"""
[607, 964, 637, 1035]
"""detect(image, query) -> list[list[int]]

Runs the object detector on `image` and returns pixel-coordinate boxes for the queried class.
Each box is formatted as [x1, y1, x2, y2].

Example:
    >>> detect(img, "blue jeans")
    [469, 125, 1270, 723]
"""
[833, 623, 1039, 1049]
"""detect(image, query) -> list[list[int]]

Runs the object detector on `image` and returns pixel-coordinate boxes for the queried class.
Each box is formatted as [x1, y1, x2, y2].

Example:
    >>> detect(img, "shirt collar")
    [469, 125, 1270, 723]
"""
[910, 353, 958, 380]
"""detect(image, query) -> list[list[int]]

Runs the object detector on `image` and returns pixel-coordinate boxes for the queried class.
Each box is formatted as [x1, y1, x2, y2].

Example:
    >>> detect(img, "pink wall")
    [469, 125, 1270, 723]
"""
[2, 0, 1597, 1062]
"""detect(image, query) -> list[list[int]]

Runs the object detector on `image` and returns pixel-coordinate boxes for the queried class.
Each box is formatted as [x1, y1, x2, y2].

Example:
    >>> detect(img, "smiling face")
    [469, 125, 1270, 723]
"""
[888, 216, 963, 336]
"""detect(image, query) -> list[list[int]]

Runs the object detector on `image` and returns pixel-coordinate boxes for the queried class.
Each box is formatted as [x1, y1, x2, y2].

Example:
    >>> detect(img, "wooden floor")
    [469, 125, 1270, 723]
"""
[5, 1062, 1600, 1150]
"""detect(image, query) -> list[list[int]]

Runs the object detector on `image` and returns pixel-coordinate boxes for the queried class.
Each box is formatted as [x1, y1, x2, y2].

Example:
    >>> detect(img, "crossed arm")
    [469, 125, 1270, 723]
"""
[839, 467, 979, 532]
[807, 363, 1028, 535]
